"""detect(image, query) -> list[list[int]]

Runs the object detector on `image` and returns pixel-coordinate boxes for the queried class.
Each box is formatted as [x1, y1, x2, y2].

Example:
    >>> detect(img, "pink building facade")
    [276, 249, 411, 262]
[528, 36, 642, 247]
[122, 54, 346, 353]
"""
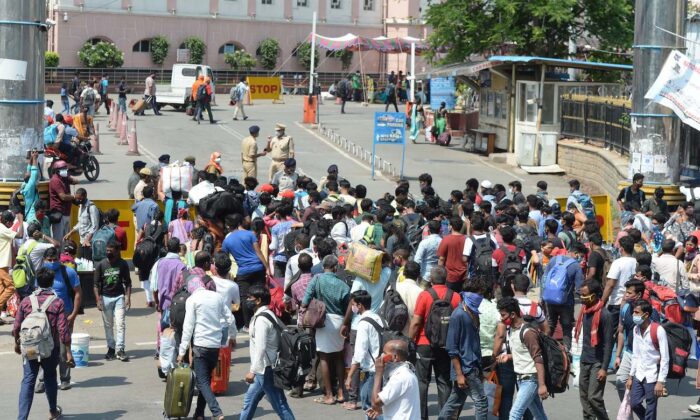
[49, 0, 430, 74]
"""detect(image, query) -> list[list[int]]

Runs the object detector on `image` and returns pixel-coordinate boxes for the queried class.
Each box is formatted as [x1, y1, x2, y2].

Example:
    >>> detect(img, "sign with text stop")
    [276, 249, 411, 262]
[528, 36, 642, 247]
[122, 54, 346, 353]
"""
[247, 76, 282, 100]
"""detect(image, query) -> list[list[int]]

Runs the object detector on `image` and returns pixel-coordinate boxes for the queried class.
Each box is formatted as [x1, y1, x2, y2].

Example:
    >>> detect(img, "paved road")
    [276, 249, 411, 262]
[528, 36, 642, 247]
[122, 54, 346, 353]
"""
[3, 95, 694, 419]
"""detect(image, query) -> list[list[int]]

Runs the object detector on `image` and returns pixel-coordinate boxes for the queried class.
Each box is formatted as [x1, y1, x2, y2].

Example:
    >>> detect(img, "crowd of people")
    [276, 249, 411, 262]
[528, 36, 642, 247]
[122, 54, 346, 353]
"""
[5, 112, 700, 420]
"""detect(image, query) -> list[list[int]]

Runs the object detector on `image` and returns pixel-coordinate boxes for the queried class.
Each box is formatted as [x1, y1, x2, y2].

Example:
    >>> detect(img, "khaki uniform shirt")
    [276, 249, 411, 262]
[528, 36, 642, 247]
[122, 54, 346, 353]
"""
[241, 136, 258, 163]
[269, 136, 294, 161]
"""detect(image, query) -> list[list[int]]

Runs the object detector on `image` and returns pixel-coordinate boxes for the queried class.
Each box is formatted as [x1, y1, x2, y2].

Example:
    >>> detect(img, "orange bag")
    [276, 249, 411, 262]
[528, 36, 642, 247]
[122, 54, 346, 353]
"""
[211, 345, 231, 395]
[484, 370, 502, 416]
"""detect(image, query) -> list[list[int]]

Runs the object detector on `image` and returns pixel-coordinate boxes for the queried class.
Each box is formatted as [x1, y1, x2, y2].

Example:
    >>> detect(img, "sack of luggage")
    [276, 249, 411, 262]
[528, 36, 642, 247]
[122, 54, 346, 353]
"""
[164, 364, 195, 419]
[345, 243, 384, 283]
[197, 191, 244, 221]
[211, 345, 231, 395]
[162, 163, 194, 196]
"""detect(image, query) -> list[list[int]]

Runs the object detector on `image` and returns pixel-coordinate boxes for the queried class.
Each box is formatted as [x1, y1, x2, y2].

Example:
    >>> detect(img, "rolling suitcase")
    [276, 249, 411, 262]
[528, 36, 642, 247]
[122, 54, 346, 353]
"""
[211, 345, 231, 395]
[131, 99, 146, 114]
[164, 365, 194, 419]
[437, 132, 452, 146]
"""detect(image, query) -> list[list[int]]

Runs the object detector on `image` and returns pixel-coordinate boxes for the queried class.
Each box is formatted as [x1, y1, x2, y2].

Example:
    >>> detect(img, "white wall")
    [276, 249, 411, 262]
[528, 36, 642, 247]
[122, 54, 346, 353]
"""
[256, 0, 285, 21]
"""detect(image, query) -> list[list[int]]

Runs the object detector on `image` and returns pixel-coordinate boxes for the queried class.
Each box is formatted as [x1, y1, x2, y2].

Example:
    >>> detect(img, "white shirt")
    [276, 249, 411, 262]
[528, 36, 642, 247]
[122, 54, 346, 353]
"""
[350, 222, 371, 243]
[19, 239, 54, 274]
[331, 220, 351, 245]
[606, 256, 638, 305]
[633, 213, 652, 235]
[377, 363, 421, 420]
[212, 276, 240, 307]
[178, 288, 235, 356]
[651, 253, 688, 290]
[462, 232, 499, 257]
[516, 295, 546, 324]
[352, 311, 383, 372]
[630, 323, 670, 383]
[283, 248, 319, 290]
[395, 278, 423, 336]
[249, 306, 281, 375]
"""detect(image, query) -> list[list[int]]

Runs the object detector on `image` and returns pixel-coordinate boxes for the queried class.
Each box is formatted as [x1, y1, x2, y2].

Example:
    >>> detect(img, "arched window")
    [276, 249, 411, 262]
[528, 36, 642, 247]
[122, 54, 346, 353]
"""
[87, 36, 112, 45]
[133, 39, 151, 52]
[218, 42, 244, 54]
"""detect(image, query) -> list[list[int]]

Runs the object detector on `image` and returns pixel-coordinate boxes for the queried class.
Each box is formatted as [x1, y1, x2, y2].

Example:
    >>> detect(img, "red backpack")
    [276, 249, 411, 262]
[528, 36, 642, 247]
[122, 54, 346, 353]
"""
[643, 281, 685, 324]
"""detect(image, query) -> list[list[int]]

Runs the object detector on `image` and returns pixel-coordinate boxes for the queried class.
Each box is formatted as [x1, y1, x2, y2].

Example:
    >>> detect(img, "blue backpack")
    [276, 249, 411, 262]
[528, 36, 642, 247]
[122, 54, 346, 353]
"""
[572, 191, 596, 220]
[43, 123, 58, 146]
[91, 225, 116, 261]
[542, 256, 577, 305]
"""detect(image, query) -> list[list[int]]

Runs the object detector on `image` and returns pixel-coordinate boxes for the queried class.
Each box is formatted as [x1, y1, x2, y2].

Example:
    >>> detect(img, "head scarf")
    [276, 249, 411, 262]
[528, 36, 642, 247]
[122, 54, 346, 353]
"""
[207, 152, 223, 174]
[460, 292, 482, 315]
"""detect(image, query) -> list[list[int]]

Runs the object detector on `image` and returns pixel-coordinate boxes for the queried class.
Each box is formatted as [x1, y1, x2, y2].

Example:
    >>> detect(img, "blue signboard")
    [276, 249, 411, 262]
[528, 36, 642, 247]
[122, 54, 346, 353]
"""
[430, 76, 456, 110]
[372, 112, 406, 179]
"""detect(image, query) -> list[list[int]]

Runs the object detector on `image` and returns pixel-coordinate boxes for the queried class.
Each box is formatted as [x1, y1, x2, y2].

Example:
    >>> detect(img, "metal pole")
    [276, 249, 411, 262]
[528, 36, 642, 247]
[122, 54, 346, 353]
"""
[309, 11, 317, 94]
[629, 0, 686, 184]
[410, 42, 415, 101]
[0, 0, 46, 181]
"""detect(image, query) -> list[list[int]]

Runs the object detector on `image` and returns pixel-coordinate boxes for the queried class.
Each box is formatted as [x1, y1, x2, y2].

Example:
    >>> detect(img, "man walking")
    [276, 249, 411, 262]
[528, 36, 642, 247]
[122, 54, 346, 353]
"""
[0, 211, 19, 322]
[63, 188, 100, 261]
[385, 80, 398, 113]
[240, 285, 296, 420]
[574, 281, 614, 420]
[177, 270, 236, 420]
[139, 71, 160, 116]
[437, 217, 467, 291]
[98, 74, 110, 115]
[266, 123, 295, 182]
[70, 72, 81, 113]
[240, 125, 266, 180]
[13, 267, 74, 420]
[94, 241, 131, 362]
[48, 161, 74, 242]
[117, 77, 127, 114]
[232, 76, 249, 121]
[196, 78, 215, 124]
[79, 81, 97, 116]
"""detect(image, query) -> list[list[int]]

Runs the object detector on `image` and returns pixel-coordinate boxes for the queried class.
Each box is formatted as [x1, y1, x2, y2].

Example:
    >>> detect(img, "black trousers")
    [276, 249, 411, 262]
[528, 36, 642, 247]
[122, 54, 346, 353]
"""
[415, 345, 452, 420]
[385, 99, 399, 112]
[545, 303, 575, 351]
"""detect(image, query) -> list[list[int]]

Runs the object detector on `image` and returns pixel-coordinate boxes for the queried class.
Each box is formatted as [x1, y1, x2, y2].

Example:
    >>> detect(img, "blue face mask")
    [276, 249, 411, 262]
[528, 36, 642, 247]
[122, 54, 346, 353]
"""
[44, 261, 60, 270]
[632, 315, 645, 326]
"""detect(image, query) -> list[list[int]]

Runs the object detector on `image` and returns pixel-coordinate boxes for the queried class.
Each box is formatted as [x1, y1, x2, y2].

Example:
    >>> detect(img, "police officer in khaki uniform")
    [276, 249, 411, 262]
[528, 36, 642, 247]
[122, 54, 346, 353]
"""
[266, 123, 295, 182]
[241, 125, 266, 179]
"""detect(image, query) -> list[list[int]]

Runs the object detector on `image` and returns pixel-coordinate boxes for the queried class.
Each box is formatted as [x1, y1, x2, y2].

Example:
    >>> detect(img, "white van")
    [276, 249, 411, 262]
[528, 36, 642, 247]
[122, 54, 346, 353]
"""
[156, 64, 215, 110]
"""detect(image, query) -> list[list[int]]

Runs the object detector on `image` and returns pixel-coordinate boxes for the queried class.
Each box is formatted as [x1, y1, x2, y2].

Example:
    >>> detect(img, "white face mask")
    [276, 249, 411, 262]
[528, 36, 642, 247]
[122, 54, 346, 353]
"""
[275, 130, 282, 136]
[215, 158, 221, 163]
[59, 169, 68, 177]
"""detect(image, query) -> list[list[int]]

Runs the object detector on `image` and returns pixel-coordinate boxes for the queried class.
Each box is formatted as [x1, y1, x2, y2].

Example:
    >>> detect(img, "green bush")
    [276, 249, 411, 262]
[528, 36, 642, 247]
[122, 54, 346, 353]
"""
[296, 42, 319, 71]
[257, 38, 280, 70]
[77, 41, 124, 68]
[329, 50, 353, 70]
[224, 50, 257, 71]
[150, 36, 169, 65]
[45, 51, 59, 68]
[183, 37, 206, 64]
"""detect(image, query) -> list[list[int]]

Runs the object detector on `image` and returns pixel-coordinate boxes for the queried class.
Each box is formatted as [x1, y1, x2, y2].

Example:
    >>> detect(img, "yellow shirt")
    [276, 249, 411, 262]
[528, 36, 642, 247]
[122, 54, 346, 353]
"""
[269, 136, 294, 161]
[72, 113, 94, 138]
[241, 136, 258, 163]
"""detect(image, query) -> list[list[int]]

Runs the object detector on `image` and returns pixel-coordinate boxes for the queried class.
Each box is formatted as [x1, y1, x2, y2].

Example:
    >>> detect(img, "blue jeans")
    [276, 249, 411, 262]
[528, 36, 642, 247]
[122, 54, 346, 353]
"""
[630, 378, 658, 420]
[61, 98, 70, 115]
[101, 295, 126, 351]
[360, 371, 383, 420]
[438, 369, 488, 420]
[118, 97, 127, 114]
[192, 346, 223, 418]
[240, 366, 295, 420]
[509, 378, 548, 420]
[497, 361, 533, 420]
[18, 348, 60, 420]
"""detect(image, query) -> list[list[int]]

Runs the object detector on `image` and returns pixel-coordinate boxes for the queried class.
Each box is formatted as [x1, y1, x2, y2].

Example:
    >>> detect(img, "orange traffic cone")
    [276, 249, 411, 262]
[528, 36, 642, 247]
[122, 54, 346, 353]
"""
[113, 108, 121, 136]
[245, 89, 252, 106]
[91, 122, 102, 155]
[118, 113, 128, 145]
[127, 120, 140, 156]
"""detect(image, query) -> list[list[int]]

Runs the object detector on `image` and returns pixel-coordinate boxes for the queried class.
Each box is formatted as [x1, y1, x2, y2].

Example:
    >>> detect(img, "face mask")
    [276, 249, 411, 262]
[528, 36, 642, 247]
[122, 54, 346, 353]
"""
[687, 245, 695, 253]
[580, 294, 595, 306]
[106, 252, 115, 260]
[59, 169, 68, 178]
[44, 261, 60, 270]
[275, 130, 282, 136]
[351, 305, 359, 315]
[632, 315, 645, 326]
[73, 199, 83, 206]
[215, 158, 221, 163]
[502, 316, 512, 327]
[392, 258, 402, 267]
[245, 299, 258, 312]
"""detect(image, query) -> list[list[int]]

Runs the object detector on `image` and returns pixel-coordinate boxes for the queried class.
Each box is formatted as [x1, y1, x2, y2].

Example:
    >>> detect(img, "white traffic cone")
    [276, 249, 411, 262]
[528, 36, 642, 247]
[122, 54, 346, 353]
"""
[91, 122, 102, 155]
[127, 120, 140, 156]
[118, 112, 128, 145]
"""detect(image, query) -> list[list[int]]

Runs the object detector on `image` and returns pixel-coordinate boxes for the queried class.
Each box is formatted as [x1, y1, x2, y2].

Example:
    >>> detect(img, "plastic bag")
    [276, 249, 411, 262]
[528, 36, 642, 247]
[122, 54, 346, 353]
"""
[617, 389, 632, 420]
[483, 371, 502, 417]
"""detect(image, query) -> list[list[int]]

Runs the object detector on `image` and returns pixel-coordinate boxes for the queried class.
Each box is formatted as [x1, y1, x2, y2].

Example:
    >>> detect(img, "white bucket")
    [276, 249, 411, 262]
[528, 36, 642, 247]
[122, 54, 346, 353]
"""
[70, 333, 90, 368]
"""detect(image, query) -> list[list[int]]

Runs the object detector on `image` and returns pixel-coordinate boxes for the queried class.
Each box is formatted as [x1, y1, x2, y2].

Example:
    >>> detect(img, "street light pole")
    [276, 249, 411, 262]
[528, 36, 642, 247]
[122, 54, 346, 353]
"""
[309, 11, 317, 94]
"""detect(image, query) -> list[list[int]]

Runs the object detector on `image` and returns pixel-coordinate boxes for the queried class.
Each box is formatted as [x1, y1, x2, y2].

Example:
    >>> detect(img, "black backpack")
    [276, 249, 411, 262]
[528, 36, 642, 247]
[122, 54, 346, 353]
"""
[361, 317, 417, 364]
[499, 246, 524, 288]
[197, 191, 243, 221]
[380, 281, 409, 333]
[650, 322, 692, 380]
[132, 236, 159, 273]
[470, 235, 495, 282]
[197, 83, 209, 101]
[424, 288, 454, 348]
[170, 272, 212, 334]
[406, 220, 426, 257]
[259, 312, 316, 389]
[520, 323, 571, 396]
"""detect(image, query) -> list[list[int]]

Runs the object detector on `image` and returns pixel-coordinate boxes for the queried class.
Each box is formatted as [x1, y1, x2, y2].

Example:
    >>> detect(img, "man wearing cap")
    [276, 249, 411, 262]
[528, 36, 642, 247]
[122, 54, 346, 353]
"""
[319, 164, 338, 192]
[271, 159, 299, 193]
[48, 161, 75, 242]
[134, 168, 153, 202]
[266, 123, 294, 182]
[150, 154, 170, 179]
[241, 125, 267, 179]
[128, 160, 147, 199]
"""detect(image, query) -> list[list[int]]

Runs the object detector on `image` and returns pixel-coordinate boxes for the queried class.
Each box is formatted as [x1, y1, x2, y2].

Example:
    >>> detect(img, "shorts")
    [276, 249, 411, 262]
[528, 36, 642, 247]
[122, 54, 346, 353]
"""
[683, 293, 700, 309]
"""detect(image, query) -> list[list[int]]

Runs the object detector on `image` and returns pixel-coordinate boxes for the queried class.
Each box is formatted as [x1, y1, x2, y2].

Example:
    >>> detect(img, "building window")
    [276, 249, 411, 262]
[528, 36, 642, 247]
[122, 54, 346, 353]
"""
[262, 0, 272, 4]
[88, 37, 111, 45]
[297, 0, 308, 6]
[331, 0, 341, 9]
[218, 43, 238, 54]
[363, 0, 373, 11]
[132, 39, 151, 53]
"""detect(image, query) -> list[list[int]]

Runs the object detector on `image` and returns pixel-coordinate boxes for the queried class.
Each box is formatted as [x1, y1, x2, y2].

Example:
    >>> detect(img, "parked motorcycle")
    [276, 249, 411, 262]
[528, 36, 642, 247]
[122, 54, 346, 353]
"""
[44, 141, 100, 181]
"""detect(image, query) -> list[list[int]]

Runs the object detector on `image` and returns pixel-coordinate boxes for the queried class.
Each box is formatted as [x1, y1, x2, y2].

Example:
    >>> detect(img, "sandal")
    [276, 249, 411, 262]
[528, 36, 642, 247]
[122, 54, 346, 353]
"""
[49, 405, 63, 420]
[313, 397, 336, 405]
[303, 382, 317, 392]
[342, 401, 359, 410]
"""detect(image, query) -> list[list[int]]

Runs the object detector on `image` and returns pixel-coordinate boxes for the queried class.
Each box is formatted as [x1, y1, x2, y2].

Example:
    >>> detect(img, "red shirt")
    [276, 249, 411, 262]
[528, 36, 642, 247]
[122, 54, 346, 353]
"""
[413, 285, 461, 346]
[437, 234, 467, 283]
[115, 226, 128, 251]
[492, 244, 526, 273]
[49, 174, 71, 215]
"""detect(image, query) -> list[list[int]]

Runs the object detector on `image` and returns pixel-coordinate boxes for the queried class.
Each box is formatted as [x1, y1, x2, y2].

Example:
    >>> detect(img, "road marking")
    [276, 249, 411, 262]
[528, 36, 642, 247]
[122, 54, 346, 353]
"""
[293, 122, 394, 183]
[134, 341, 157, 346]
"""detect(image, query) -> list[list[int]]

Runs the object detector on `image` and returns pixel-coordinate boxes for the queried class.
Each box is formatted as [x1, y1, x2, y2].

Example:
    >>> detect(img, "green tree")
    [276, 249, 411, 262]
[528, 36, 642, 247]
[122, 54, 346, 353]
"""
[150, 36, 169, 65]
[257, 38, 280, 70]
[424, 0, 634, 64]
[183, 36, 206, 64]
[329, 50, 353, 70]
[296, 42, 319, 71]
[45, 51, 59, 68]
[225, 50, 257, 71]
[78, 41, 124, 68]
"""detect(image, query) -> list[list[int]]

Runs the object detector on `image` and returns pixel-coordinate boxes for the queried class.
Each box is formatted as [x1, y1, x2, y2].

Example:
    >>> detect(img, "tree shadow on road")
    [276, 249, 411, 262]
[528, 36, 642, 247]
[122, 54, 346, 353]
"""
[62, 409, 127, 419]
[73, 376, 131, 388]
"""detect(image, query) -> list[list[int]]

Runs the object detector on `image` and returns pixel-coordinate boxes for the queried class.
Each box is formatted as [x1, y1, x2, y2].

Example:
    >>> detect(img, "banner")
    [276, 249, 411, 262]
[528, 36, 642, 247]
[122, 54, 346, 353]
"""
[372, 112, 406, 179]
[247, 76, 282, 100]
[645, 50, 700, 131]
[430, 77, 456, 110]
